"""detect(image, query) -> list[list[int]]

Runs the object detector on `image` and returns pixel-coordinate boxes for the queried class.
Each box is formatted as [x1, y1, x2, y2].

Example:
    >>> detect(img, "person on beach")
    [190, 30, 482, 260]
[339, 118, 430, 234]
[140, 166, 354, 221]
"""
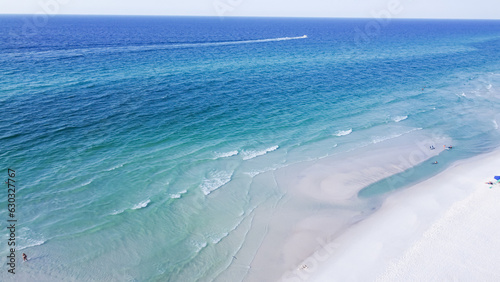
[23, 253, 27, 261]
[486, 181, 494, 185]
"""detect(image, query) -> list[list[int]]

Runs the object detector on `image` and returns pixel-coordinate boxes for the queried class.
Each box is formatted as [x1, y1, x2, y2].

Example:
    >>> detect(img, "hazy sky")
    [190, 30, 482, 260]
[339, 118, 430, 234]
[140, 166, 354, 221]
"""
[1, 0, 499, 19]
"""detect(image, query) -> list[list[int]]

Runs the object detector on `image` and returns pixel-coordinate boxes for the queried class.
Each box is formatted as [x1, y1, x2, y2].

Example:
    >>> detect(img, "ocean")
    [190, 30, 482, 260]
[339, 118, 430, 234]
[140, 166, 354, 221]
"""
[1, 15, 500, 281]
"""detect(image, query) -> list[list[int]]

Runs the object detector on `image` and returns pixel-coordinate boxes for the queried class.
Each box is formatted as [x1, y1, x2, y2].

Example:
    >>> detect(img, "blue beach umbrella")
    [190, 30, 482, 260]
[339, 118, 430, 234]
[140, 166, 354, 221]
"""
[495, 176, 500, 181]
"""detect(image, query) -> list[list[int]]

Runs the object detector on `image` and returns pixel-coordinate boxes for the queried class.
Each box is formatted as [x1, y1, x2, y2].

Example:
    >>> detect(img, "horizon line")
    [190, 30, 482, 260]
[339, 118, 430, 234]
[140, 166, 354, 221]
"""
[1, 13, 499, 21]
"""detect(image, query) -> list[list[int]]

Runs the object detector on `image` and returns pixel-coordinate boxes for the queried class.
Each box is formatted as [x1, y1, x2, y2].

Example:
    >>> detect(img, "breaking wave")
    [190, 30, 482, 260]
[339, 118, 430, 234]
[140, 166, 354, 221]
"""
[242, 145, 279, 160]
[132, 199, 151, 210]
[201, 170, 233, 195]
[393, 115, 408, 122]
[111, 199, 151, 215]
[214, 150, 239, 159]
[335, 129, 352, 136]
[170, 190, 188, 199]
[17, 227, 46, 250]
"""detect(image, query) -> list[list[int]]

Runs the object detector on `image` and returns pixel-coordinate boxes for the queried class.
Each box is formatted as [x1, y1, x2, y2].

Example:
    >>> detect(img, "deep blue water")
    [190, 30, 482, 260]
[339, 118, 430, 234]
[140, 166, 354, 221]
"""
[1, 16, 500, 281]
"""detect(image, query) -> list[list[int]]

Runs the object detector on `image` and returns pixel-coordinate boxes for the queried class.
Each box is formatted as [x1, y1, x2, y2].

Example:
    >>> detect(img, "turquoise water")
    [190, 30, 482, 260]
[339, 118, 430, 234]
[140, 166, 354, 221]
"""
[1, 16, 500, 281]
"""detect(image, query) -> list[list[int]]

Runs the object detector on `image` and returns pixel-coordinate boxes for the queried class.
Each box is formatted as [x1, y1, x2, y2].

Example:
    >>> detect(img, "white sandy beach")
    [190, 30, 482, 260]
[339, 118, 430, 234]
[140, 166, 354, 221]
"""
[280, 148, 500, 281]
[235, 130, 451, 281]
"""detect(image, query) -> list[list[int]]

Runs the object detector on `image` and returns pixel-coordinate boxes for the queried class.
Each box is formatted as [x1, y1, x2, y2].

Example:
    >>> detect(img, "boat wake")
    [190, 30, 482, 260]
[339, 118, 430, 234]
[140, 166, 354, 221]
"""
[5, 36, 308, 61]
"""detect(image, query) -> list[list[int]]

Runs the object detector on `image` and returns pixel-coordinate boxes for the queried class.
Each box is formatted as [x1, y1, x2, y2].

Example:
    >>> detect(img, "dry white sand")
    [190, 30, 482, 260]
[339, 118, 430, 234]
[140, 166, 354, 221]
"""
[280, 149, 500, 281]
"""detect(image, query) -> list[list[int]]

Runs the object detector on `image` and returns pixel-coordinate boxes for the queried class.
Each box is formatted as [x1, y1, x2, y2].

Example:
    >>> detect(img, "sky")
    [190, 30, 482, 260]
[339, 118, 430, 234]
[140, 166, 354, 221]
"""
[1, 0, 499, 19]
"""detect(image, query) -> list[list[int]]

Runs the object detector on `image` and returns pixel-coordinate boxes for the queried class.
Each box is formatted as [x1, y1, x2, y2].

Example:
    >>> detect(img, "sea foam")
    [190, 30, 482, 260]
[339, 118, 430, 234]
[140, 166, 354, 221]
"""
[208, 232, 230, 244]
[170, 190, 188, 199]
[335, 129, 352, 136]
[189, 238, 209, 254]
[242, 145, 279, 160]
[132, 199, 151, 210]
[111, 199, 151, 215]
[201, 170, 233, 195]
[393, 115, 408, 122]
[17, 227, 46, 250]
[18, 238, 46, 250]
[214, 150, 239, 159]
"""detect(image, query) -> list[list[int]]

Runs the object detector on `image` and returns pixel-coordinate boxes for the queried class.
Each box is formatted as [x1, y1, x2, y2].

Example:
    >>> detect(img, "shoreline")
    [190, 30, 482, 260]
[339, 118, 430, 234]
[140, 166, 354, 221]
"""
[231, 129, 451, 281]
[281, 147, 500, 281]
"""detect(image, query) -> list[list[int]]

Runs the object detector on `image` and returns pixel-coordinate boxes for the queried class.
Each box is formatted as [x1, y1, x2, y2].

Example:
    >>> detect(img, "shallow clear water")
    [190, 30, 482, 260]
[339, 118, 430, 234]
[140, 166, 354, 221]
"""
[1, 16, 500, 281]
